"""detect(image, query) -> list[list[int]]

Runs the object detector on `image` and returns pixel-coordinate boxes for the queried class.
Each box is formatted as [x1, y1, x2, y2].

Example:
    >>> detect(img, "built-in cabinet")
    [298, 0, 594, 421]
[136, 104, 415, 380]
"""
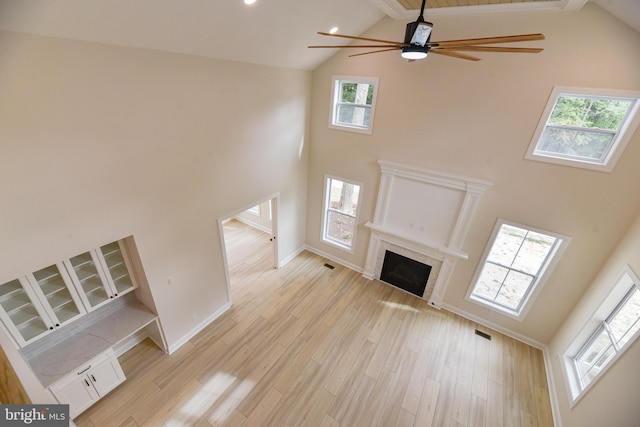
[0, 240, 137, 348]
[63, 241, 135, 311]
[49, 348, 125, 419]
[0, 238, 163, 420]
[0, 264, 86, 347]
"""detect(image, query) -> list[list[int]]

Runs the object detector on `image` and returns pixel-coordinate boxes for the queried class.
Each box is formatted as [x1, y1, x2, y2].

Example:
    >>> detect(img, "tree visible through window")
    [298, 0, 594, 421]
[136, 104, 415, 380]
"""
[537, 95, 633, 161]
[526, 86, 640, 172]
[336, 82, 374, 128]
[322, 177, 361, 251]
[329, 76, 379, 134]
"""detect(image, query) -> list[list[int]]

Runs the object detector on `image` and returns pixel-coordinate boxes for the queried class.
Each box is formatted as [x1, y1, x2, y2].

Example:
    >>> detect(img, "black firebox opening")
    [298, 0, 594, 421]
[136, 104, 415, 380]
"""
[379, 251, 431, 297]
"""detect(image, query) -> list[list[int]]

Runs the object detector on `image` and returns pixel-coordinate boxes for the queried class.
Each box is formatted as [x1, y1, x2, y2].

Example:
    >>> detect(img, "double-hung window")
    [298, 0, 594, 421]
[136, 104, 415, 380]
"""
[322, 176, 362, 252]
[525, 86, 640, 172]
[564, 267, 640, 403]
[467, 220, 569, 319]
[329, 76, 379, 135]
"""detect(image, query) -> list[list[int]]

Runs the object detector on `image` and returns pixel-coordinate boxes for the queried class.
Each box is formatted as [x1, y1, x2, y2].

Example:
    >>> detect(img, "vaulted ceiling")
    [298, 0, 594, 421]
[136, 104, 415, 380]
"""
[0, 0, 637, 70]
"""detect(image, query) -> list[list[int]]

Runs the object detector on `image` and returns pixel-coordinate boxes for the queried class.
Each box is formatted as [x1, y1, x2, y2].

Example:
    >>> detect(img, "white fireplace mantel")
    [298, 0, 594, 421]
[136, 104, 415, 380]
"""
[364, 221, 468, 261]
[363, 161, 492, 307]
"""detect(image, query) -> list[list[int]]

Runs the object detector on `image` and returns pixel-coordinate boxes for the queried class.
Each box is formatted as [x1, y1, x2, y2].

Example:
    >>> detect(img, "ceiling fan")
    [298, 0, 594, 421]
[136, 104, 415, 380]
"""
[308, 0, 544, 61]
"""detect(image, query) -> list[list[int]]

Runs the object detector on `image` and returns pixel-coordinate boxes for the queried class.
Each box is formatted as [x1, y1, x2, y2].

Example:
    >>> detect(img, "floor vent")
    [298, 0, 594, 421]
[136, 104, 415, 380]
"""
[475, 329, 492, 341]
[323, 263, 335, 270]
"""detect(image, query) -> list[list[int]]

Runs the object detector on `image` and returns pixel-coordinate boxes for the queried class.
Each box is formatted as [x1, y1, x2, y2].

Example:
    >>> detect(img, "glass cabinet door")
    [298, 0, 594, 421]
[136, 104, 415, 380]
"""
[100, 242, 135, 295]
[0, 279, 51, 344]
[31, 264, 83, 326]
[68, 252, 111, 309]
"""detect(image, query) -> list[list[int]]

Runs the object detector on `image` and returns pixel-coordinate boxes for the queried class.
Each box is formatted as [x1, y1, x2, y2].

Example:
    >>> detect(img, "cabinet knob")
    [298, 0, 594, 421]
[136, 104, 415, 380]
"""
[49, 326, 54, 330]
[114, 293, 118, 297]
[110, 295, 114, 299]
[55, 323, 60, 327]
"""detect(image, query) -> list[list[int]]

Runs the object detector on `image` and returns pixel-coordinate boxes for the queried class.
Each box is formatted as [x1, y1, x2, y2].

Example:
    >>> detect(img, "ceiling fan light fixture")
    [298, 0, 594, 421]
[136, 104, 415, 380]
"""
[401, 46, 428, 60]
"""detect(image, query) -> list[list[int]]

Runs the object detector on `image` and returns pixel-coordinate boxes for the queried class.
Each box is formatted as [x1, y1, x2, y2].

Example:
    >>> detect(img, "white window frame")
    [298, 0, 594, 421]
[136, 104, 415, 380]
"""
[329, 75, 379, 135]
[561, 266, 640, 406]
[525, 86, 640, 172]
[321, 175, 363, 253]
[466, 219, 570, 320]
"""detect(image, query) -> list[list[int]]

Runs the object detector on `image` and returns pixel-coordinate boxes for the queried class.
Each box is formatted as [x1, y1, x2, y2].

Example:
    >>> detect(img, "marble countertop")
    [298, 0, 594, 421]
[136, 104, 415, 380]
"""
[27, 300, 157, 387]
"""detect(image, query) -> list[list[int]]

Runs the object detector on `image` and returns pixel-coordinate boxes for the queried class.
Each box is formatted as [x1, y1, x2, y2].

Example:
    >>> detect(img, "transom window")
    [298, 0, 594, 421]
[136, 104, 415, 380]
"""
[322, 176, 361, 252]
[329, 76, 379, 135]
[525, 86, 640, 172]
[564, 267, 640, 403]
[467, 220, 569, 319]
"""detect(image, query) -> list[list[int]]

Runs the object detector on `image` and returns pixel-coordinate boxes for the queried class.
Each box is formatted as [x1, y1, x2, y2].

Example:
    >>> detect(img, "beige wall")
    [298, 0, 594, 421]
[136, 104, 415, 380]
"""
[307, 4, 640, 425]
[548, 212, 640, 427]
[0, 30, 310, 399]
[307, 2, 640, 345]
[2, 3, 640, 424]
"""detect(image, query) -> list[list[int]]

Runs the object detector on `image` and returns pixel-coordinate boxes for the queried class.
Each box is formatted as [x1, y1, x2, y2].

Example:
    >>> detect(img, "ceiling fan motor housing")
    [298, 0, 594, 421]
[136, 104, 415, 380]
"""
[403, 20, 433, 58]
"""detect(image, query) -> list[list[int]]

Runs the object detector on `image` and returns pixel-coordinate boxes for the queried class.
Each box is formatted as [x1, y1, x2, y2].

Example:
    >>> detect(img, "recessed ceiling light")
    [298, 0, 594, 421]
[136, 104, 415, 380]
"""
[329, 26, 339, 34]
[244, 0, 256, 5]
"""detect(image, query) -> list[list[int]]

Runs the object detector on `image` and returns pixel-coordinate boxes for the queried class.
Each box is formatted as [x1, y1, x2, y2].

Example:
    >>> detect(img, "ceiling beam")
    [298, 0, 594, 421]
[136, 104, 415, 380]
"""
[368, 0, 589, 20]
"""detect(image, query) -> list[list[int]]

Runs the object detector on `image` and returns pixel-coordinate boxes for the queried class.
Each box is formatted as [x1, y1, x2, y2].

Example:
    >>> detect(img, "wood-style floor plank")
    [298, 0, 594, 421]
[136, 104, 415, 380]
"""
[74, 219, 554, 426]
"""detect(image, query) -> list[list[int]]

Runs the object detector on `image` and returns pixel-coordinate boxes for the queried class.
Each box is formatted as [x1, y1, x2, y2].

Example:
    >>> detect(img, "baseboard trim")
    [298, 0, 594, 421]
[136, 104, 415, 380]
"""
[440, 302, 545, 349]
[279, 246, 306, 268]
[303, 245, 364, 273]
[167, 302, 232, 354]
[542, 347, 563, 427]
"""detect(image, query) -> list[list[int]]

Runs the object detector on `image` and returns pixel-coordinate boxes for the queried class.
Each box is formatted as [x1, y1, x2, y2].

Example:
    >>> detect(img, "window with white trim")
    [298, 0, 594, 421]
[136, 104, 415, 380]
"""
[563, 267, 640, 403]
[329, 76, 379, 135]
[467, 220, 569, 319]
[322, 176, 361, 252]
[525, 86, 640, 172]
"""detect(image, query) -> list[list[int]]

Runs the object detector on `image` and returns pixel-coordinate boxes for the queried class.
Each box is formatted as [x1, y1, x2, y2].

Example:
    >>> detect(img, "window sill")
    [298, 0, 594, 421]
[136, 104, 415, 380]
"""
[328, 123, 373, 135]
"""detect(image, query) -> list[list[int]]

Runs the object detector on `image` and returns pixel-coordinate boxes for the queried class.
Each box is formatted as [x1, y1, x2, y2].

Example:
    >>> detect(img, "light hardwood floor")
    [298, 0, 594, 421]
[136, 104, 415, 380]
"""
[74, 219, 554, 426]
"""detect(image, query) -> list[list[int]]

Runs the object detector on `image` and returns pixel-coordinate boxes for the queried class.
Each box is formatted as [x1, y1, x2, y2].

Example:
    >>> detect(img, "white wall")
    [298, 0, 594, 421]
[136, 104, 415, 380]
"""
[307, 3, 640, 345]
[548, 212, 640, 427]
[0, 30, 310, 399]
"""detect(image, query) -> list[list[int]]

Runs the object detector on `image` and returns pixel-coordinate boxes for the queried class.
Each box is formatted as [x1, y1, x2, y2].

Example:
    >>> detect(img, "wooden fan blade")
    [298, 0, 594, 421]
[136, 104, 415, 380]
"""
[430, 50, 482, 61]
[349, 48, 401, 57]
[317, 32, 403, 46]
[429, 33, 545, 48]
[440, 46, 543, 53]
[308, 45, 402, 49]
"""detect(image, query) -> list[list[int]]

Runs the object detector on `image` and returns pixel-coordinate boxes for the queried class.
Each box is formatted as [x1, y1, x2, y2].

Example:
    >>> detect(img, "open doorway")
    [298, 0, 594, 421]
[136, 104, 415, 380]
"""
[219, 195, 279, 299]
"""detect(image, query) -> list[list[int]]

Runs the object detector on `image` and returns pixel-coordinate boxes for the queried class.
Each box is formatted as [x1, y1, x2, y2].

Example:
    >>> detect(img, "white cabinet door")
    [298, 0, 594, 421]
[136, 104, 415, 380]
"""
[0, 265, 86, 347]
[64, 241, 138, 313]
[97, 241, 136, 297]
[0, 278, 53, 346]
[50, 373, 101, 419]
[87, 354, 126, 397]
[63, 251, 113, 311]
[27, 263, 87, 328]
[50, 349, 126, 419]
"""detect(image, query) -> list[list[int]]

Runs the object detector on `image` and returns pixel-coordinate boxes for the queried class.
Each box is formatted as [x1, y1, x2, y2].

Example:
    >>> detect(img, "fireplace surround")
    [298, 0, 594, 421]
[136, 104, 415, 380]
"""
[363, 161, 491, 307]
